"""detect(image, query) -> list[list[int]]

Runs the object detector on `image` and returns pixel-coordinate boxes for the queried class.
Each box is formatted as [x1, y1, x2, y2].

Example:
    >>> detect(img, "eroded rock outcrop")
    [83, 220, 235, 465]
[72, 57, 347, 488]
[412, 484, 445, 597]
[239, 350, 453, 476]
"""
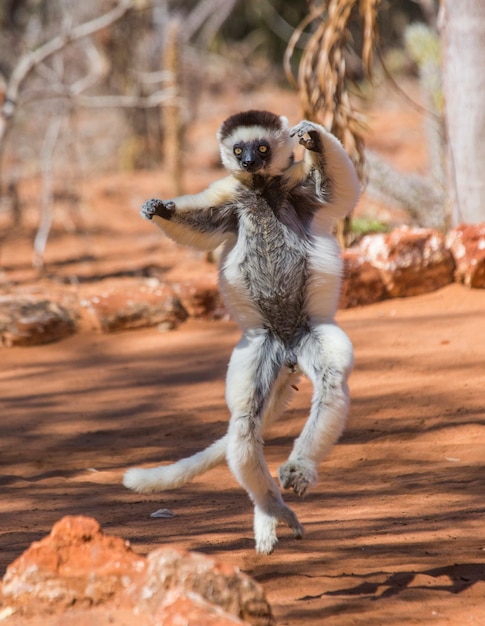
[1, 516, 146, 611]
[357, 227, 455, 298]
[174, 275, 226, 319]
[79, 277, 188, 332]
[340, 247, 388, 308]
[446, 223, 485, 288]
[0, 297, 77, 347]
[0, 516, 273, 626]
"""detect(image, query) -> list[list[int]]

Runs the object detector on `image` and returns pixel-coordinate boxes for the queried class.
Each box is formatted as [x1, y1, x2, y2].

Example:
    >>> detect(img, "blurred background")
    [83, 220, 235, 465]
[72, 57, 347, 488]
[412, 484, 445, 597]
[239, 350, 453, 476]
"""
[0, 0, 482, 271]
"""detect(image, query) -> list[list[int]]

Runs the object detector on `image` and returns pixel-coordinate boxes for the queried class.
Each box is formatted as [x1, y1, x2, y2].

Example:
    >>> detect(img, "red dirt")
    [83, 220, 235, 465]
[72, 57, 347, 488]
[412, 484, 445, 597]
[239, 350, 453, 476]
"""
[1, 83, 485, 624]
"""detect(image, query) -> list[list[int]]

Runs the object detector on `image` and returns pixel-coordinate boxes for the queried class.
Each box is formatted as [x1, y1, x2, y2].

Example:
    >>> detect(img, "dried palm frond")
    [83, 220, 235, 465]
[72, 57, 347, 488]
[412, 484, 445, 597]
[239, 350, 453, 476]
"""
[285, 0, 381, 182]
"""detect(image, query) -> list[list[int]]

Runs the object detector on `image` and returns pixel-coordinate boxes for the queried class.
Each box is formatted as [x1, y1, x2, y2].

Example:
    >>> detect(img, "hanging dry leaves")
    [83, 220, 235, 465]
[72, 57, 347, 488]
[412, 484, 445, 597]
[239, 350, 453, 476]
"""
[285, 0, 381, 182]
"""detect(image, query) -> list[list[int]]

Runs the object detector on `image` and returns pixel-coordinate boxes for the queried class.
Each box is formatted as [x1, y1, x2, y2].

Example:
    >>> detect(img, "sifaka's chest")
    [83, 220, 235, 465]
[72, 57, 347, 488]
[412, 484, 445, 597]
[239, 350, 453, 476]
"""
[234, 197, 309, 296]
[238, 186, 309, 249]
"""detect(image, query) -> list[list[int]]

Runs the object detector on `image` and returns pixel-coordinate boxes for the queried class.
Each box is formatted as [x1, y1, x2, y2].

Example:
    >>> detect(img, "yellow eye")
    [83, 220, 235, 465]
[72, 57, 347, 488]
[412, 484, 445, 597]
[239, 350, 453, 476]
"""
[258, 144, 268, 153]
[234, 146, 243, 156]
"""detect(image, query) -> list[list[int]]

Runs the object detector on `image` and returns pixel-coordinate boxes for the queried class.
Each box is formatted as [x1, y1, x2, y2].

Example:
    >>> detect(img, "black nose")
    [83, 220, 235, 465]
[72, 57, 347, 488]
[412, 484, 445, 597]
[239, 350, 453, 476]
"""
[242, 159, 256, 169]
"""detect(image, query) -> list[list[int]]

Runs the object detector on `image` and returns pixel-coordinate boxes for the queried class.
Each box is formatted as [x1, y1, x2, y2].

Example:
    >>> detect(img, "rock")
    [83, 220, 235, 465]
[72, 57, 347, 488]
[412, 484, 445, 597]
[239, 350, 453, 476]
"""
[1, 516, 146, 611]
[154, 588, 250, 625]
[358, 227, 455, 297]
[0, 297, 77, 347]
[174, 277, 227, 319]
[340, 248, 388, 308]
[79, 278, 188, 332]
[1, 516, 272, 626]
[446, 223, 485, 288]
[126, 546, 274, 626]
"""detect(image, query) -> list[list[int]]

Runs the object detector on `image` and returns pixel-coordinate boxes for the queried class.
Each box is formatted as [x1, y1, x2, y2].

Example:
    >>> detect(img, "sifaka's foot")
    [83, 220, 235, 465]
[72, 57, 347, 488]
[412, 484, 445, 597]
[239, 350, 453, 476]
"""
[254, 501, 304, 554]
[278, 459, 318, 497]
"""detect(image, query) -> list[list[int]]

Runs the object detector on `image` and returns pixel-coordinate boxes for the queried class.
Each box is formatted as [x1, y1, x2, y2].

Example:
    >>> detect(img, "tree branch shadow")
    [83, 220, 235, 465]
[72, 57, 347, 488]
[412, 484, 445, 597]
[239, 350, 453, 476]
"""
[321, 562, 485, 600]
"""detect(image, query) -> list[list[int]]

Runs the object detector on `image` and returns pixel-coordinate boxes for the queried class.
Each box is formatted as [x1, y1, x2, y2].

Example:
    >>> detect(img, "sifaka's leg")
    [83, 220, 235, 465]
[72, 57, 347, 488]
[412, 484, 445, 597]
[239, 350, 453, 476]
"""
[225, 331, 303, 554]
[123, 351, 300, 495]
[279, 324, 354, 496]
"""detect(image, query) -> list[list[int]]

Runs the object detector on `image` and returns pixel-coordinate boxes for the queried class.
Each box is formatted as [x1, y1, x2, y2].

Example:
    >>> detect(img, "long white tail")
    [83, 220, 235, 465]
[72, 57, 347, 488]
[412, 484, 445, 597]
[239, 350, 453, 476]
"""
[123, 434, 228, 493]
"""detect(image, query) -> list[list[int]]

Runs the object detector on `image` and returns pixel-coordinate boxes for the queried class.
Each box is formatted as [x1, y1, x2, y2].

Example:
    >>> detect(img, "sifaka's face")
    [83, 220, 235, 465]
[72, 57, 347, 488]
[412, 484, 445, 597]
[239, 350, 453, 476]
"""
[219, 124, 277, 175]
[217, 111, 295, 178]
[232, 136, 271, 173]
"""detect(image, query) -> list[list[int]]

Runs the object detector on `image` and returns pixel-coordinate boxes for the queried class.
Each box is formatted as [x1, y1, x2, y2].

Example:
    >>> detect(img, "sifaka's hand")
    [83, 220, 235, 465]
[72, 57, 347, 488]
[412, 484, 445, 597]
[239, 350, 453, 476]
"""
[290, 121, 322, 153]
[140, 198, 176, 221]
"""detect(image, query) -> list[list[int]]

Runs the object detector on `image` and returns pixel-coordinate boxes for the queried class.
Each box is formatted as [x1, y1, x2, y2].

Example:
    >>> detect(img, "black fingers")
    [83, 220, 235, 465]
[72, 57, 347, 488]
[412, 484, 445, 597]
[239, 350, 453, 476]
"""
[291, 123, 322, 153]
[299, 134, 315, 150]
[299, 130, 321, 153]
[140, 198, 176, 221]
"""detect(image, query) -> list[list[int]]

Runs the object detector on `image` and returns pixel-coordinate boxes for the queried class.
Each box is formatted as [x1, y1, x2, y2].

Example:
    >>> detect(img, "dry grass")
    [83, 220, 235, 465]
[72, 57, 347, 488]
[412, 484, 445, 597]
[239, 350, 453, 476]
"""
[285, 0, 381, 181]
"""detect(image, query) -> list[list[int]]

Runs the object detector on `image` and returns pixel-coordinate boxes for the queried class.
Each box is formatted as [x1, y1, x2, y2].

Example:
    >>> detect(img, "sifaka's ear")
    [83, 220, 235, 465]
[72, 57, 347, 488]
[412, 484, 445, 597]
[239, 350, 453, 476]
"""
[280, 116, 293, 142]
[279, 115, 298, 148]
[279, 115, 290, 130]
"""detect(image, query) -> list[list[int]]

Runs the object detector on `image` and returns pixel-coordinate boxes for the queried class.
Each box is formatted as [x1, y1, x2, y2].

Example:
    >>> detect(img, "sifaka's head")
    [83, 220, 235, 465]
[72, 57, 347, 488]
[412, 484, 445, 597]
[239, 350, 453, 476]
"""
[217, 110, 294, 177]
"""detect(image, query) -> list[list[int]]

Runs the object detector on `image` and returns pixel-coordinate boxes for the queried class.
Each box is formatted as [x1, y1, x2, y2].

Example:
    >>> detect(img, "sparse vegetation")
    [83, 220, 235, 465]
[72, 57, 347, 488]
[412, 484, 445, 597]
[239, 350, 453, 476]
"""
[349, 216, 390, 236]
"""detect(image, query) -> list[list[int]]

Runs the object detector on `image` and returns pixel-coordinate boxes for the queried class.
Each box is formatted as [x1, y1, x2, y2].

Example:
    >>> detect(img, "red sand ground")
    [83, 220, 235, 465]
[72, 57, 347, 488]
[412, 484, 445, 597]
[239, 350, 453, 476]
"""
[1, 84, 484, 624]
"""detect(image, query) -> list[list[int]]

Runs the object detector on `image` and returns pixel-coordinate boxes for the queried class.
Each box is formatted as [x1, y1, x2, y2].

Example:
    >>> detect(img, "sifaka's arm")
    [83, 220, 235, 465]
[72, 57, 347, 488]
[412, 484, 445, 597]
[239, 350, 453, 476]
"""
[285, 121, 360, 221]
[141, 176, 240, 251]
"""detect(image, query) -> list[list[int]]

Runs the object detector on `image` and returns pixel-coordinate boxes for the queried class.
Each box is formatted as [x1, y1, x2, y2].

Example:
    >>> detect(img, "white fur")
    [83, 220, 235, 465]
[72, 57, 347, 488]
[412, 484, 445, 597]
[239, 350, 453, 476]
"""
[123, 436, 227, 493]
[285, 325, 354, 466]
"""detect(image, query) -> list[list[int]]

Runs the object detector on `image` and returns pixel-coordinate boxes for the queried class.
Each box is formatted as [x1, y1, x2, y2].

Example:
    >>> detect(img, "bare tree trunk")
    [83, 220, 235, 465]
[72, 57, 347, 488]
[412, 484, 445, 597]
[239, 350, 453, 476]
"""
[441, 0, 485, 225]
[33, 116, 63, 268]
[162, 19, 184, 196]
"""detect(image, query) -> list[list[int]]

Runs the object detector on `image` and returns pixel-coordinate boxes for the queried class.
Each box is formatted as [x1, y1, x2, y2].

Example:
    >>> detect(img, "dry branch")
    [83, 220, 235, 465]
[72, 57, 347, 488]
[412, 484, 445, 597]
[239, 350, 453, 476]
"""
[0, 0, 160, 268]
[285, 0, 381, 181]
[34, 117, 64, 268]
[0, 0, 134, 148]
